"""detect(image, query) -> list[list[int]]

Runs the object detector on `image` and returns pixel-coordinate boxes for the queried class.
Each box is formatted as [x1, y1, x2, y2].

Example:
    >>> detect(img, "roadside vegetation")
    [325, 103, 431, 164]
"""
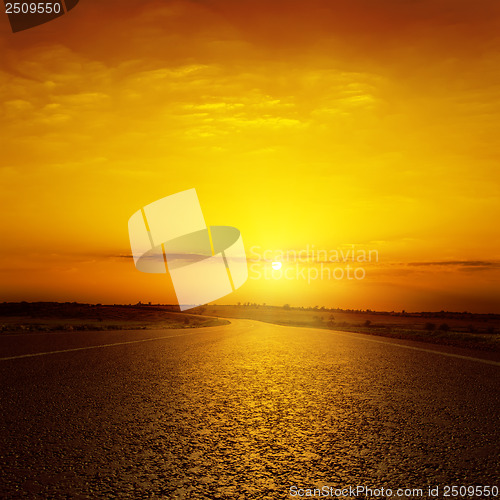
[2, 301, 498, 352]
[0, 302, 228, 333]
[191, 304, 500, 352]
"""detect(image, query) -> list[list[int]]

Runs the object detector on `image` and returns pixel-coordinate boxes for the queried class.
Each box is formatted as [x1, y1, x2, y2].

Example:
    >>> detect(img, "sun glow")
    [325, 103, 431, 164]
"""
[1, 0, 499, 312]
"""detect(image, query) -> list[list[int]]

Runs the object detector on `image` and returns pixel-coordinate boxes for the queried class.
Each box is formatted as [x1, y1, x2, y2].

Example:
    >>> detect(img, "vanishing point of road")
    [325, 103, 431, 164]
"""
[0, 320, 499, 499]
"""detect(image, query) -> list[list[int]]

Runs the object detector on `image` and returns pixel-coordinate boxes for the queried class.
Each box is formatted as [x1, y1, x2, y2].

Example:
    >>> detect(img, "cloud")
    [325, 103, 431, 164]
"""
[407, 261, 500, 268]
[1, 0, 500, 311]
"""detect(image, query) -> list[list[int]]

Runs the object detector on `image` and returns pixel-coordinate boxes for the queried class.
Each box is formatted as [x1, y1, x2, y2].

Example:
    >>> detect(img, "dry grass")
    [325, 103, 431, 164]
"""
[0, 302, 228, 333]
[191, 304, 500, 351]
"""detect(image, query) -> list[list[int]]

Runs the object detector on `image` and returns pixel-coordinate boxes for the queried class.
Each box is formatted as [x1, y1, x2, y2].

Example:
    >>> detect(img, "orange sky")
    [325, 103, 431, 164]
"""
[1, 0, 499, 312]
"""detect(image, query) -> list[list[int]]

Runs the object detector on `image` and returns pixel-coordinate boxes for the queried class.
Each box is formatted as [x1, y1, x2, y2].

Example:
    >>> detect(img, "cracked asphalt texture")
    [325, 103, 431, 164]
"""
[0, 320, 499, 499]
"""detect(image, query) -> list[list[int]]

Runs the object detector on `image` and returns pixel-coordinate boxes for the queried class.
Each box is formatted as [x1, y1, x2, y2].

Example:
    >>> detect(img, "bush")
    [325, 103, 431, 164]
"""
[424, 322, 436, 331]
[312, 315, 323, 325]
[363, 320, 372, 327]
[438, 323, 450, 331]
[327, 315, 336, 328]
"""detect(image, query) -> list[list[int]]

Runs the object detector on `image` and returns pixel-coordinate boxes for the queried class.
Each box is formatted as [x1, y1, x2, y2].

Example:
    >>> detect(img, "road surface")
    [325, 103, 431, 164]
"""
[0, 320, 499, 499]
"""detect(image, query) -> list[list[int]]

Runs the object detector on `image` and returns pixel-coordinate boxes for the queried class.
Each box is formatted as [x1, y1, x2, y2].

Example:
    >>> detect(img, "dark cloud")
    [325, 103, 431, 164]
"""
[407, 260, 500, 268]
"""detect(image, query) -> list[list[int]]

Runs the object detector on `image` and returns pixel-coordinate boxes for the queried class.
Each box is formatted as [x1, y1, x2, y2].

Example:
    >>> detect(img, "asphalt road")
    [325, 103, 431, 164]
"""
[0, 320, 499, 499]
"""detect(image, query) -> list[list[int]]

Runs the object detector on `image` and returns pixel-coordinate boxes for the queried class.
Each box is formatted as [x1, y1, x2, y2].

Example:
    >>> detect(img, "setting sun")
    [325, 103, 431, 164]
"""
[0, 0, 499, 313]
